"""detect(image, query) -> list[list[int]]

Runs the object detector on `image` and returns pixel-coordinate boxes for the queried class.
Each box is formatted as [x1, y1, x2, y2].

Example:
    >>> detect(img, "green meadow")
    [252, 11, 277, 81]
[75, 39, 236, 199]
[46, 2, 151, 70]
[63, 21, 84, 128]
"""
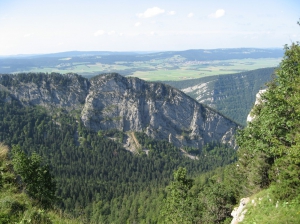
[18, 57, 281, 81]
[130, 58, 281, 81]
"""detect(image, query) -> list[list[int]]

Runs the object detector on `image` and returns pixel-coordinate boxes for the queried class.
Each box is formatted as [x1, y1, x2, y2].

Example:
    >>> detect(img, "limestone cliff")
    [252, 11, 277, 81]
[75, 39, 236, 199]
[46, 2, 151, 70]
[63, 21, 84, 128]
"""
[0, 73, 89, 111]
[0, 72, 239, 148]
[81, 73, 238, 148]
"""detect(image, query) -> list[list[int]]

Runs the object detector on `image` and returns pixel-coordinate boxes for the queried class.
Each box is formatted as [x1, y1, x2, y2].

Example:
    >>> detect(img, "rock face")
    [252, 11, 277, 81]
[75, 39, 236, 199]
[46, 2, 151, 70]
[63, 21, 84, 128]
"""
[81, 73, 238, 148]
[246, 89, 267, 122]
[0, 72, 239, 148]
[0, 73, 89, 111]
[181, 79, 216, 108]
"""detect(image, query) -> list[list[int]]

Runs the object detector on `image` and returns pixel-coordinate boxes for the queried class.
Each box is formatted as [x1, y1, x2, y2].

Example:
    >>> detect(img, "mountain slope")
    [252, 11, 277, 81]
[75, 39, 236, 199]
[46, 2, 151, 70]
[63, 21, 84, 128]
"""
[0, 72, 239, 148]
[0, 84, 237, 223]
[163, 67, 275, 125]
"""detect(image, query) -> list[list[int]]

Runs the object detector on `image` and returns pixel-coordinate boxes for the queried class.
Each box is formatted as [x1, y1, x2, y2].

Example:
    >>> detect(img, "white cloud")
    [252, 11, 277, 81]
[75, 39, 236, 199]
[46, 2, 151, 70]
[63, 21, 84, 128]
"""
[209, 9, 225, 18]
[137, 7, 165, 18]
[126, 32, 141, 37]
[94, 30, 105, 36]
[24, 33, 32, 38]
[168, 11, 176, 16]
[135, 22, 141, 27]
[108, 30, 116, 35]
[150, 31, 156, 36]
[187, 13, 194, 18]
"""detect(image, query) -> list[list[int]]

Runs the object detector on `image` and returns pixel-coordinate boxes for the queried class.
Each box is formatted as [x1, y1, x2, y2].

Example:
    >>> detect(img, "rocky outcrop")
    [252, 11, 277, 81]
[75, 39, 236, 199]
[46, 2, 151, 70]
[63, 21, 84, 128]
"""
[231, 197, 250, 224]
[246, 89, 267, 122]
[0, 72, 239, 148]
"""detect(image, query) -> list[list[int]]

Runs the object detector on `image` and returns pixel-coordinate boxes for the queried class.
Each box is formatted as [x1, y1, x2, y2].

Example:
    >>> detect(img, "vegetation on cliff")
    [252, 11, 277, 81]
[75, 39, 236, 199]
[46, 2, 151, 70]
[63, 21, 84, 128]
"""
[0, 143, 81, 223]
[237, 41, 300, 201]
[160, 21, 300, 223]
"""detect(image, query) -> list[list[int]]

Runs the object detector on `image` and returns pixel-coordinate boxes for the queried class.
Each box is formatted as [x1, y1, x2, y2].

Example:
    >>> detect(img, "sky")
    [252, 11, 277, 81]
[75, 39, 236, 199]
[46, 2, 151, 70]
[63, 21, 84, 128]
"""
[0, 0, 299, 55]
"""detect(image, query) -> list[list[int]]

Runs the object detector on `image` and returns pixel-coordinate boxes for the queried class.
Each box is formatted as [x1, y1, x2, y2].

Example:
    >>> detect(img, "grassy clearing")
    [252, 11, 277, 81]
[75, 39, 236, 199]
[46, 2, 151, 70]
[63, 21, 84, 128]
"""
[241, 187, 300, 224]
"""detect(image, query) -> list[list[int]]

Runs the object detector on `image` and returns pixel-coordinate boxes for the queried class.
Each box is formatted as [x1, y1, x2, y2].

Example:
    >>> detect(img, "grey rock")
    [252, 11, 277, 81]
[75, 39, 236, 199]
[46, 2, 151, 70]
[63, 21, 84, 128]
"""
[0, 73, 89, 111]
[81, 73, 239, 148]
[0, 72, 239, 148]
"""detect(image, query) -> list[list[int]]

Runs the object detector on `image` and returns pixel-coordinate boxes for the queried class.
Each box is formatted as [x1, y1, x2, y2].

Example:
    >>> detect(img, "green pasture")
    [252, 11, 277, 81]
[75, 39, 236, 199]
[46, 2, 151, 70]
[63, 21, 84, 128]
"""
[130, 70, 211, 81]
[16, 57, 281, 81]
[130, 58, 281, 81]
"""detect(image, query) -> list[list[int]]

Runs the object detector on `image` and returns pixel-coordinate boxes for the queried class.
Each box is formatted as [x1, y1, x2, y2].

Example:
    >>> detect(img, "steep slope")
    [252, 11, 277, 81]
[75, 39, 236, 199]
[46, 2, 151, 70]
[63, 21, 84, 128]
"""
[230, 188, 300, 224]
[81, 73, 238, 148]
[0, 144, 81, 224]
[164, 67, 275, 125]
[0, 72, 239, 148]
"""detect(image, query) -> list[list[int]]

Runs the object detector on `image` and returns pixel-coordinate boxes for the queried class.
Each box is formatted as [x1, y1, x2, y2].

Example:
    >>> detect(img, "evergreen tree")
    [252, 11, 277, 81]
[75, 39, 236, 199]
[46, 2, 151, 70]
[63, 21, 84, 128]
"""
[161, 167, 195, 224]
[12, 145, 56, 208]
[237, 21, 300, 199]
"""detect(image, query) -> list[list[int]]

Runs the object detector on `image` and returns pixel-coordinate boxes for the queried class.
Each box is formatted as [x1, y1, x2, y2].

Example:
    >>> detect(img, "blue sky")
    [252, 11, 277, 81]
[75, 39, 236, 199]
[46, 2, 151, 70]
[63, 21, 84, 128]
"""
[0, 0, 299, 55]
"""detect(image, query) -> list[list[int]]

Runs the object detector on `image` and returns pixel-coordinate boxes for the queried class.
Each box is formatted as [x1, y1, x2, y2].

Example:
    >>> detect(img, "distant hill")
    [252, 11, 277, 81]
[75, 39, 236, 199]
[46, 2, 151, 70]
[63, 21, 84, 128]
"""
[0, 51, 154, 58]
[146, 48, 283, 61]
[0, 48, 283, 60]
[163, 67, 275, 125]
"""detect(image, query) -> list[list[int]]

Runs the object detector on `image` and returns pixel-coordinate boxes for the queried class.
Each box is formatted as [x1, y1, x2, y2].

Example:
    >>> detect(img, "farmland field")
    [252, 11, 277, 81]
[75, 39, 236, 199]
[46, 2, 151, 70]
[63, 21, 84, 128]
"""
[13, 57, 281, 81]
[0, 49, 283, 81]
[129, 58, 281, 81]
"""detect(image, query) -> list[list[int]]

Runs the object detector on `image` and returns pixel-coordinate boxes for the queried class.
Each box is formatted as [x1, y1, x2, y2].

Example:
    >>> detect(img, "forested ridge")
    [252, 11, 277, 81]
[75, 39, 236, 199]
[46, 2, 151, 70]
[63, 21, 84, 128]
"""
[163, 67, 275, 125]
[0, 89, 236, 223]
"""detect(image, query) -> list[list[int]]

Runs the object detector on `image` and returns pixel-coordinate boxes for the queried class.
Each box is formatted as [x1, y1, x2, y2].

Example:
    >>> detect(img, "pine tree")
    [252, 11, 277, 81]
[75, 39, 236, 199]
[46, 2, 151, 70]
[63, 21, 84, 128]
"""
[161, 167, 194, 224]
[237, 21, 300, 199]
[12, 145, 57, 208]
